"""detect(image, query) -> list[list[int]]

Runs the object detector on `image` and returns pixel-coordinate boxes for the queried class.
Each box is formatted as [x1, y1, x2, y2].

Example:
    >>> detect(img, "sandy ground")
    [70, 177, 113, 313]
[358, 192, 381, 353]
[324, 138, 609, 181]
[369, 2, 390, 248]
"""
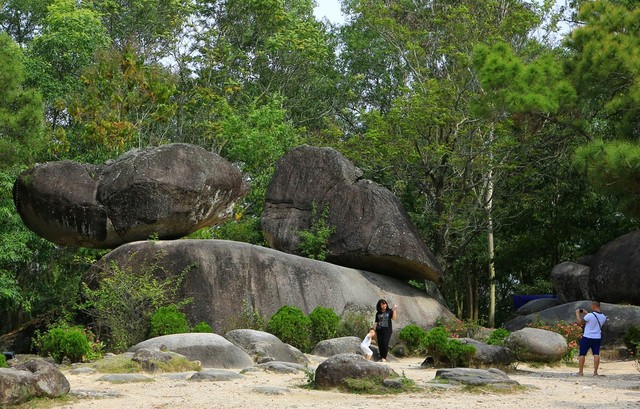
[53, 356, 640, 409]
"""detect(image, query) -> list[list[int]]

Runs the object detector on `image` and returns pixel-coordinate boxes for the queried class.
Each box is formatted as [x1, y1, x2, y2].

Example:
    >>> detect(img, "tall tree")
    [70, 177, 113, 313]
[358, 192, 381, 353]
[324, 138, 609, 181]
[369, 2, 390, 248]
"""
[0, 0, 52, 45]
[568, 1, 640, 218]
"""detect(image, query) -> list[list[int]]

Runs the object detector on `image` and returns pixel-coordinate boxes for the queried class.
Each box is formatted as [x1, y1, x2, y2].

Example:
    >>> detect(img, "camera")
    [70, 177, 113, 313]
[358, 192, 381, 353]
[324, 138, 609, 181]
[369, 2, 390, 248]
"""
[579, 309, 584, 313]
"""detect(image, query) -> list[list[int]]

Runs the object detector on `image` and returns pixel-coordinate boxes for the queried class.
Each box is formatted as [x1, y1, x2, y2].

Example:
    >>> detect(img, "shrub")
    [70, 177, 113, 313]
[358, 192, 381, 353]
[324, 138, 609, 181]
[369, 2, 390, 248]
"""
[0, 354, 7, 368]
[298, 203, 336, 261]
[421, 326, 450, 366]
[486, 328, 510, 346]
[398, 324, 428, 355]
[79, 257, 192, 353]
[192, 321, 213, 333]
[149, 305, 190, 338]
[224, 299, 265, 332]
[443, 339, 476, 367]
[33, 324, 96, 364]
[624, 324, 640, 355]
[266, 305, 312, 352]
[309, 306, 341, 344]
[337, 310, 372, 338]
[436, 317, 481, 339]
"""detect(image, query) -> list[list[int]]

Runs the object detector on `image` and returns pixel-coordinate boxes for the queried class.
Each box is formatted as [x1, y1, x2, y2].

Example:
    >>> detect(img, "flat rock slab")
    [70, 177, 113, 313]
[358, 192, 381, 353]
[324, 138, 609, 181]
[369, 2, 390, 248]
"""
[189, 369, 243, 381]
[96, 374, 154, 383]
[435, 368, 519, 386]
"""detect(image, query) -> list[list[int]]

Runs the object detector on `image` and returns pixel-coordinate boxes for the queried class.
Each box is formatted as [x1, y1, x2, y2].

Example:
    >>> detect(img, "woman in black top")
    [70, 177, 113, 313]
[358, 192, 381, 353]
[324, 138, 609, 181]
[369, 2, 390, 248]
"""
[374, 298, 397, 362]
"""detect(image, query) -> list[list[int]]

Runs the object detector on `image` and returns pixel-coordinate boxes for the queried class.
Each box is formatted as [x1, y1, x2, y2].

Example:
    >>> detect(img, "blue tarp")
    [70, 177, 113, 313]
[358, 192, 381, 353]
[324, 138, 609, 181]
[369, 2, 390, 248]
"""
[513, 294, 558, 309]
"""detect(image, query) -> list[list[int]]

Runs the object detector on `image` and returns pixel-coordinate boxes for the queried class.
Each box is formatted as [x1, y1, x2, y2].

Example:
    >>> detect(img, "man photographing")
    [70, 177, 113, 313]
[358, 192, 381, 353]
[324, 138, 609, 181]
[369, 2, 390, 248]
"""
[576, 301, 607, 376]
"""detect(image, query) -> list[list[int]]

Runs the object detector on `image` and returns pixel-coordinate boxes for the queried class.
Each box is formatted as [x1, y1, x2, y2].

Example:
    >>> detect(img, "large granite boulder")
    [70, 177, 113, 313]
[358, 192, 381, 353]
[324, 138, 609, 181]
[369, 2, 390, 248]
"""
[457, 338, 516, 367]
[584, 230, 640, 304]
[551, 261, 592, 303]
[224, 329, 309, 364]
[129, 333, 254, 369]
[13, 143, 247, 248]
[0, 359, 70, 406]
[505, 301, 640, 347]
[261, 145, 442, 283]
[504, 328, 567, 362]
[89, 239, 454, 345]
[314, 353, 397, 388]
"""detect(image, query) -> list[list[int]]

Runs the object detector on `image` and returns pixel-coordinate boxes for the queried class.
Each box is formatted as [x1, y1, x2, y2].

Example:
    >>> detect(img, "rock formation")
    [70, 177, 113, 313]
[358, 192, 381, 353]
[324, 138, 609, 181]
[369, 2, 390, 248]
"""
[88, 239, 454, 342]
[262, 145, 442, 283]
[13, 143, 247, 248]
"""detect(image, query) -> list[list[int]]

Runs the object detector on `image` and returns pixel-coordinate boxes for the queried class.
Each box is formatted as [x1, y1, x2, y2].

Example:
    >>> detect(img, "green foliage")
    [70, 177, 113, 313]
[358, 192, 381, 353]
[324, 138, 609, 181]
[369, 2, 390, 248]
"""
[298, 203, 336, 261]
[0, 33, 44, 168]
[0, 354, 7, 368]
[340, 375, 416, 395]
[266, 305, 312, 352]
[436, 317, 481, 339]
[224, 299, 265, 332]
[398, 324, 428, 355]
[32, 324, 100, 364]
[192, 321, 213, 333]
[309, 306, 341, 345]
[79, 258, 192, 352]
[149, 305, 190, 338]
[623, 325, 640, 355]
[486, 328, 510, 346]
[337, 310, 372, 338]
[574, 140, 640, 218]
[421, 326, 476, 368]
[211, 216, 266, 245]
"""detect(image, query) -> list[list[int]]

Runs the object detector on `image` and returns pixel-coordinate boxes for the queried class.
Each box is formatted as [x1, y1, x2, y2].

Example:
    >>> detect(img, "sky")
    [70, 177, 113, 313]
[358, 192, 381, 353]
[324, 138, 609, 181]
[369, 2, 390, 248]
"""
[313, 0, 345, 24]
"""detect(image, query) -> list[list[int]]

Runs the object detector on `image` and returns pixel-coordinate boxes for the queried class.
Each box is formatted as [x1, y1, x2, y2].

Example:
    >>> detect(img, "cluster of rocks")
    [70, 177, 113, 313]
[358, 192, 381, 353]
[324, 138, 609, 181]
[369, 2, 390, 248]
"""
[2, 328, 534, 405]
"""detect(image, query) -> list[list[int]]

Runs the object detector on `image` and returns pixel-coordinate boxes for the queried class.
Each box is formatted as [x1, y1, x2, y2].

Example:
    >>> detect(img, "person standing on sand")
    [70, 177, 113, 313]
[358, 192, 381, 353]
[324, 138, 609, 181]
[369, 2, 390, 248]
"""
[374, 299, 397, 362]
[576, 300, 607, 376]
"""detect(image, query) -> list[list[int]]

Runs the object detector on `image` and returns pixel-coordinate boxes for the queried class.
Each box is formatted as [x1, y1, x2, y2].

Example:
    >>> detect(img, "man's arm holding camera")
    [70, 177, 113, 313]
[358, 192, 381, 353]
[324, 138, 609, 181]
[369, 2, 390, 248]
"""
[576, 308, 586, 326]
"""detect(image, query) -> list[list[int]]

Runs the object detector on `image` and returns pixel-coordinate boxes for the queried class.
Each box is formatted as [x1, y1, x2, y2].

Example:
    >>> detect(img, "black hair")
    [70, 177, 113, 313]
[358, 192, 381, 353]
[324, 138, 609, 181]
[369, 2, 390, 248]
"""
[376, 299, 388, 312]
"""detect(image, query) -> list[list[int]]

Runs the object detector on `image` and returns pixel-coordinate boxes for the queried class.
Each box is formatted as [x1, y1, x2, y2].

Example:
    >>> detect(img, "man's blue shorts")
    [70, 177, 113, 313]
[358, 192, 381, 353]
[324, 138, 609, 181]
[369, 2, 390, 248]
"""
[579, 336, 602, 356]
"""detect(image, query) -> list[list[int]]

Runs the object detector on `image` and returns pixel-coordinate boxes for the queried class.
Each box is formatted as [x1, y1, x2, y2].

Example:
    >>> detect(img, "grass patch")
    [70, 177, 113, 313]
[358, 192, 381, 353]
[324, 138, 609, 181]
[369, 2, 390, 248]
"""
[339, 376, 419, 395]
[91, 355, 143, 373]
[155, 356, 202, 372]
[10, 394, 79, 409]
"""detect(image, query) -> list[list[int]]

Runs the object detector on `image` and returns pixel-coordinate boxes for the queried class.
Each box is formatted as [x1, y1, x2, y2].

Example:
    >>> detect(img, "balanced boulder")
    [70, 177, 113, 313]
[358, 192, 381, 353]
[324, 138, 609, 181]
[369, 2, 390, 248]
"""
[261, 145, 442, 283]
[13, 143, 247, 248]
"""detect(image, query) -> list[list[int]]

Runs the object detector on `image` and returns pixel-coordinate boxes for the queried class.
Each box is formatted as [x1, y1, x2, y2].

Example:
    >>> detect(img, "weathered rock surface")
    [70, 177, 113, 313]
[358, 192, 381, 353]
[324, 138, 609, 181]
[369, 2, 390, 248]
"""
[131, 347, 198, 373]
[584, 230, 640, 304]
[505, 301, 640, 346]
[128, 333, 254, 369]
[311, 336, 380, 360]
[551, 261, 592, 303]
[91, 239, 454, 344]
[504, 328, 567, 362]
[225, 329, 309, 364]
[457, 338, 516, 367]
[0, 359, 70, 406]
[435, 368, 518, 386]
[515, 297, 563, 316]
[314, 353, 397, 388]
[261, 145, 443, 283]
[13, 143, 247, 248]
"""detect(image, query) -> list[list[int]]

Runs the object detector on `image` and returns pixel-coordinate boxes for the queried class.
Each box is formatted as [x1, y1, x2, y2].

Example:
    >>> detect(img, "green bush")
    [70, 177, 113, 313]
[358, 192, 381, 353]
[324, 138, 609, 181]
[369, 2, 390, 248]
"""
[298, 203, 336, 261]
[149, 305, 190, 337]
[192, 321, 213, 333]
[421, 326, 450, 366]
[266, 305, 312, 352]
[624, 324, 640, 354]
[337, 310, 372, 338]
[309, 306, 340, 344]
[486, 328, 510, 346]
[33, 324, 94, 364]
[443, 339, 476, 367]
[398, 324, 428, 355]
[0, 354, 7, 368]
[79, 258, 192, 352]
